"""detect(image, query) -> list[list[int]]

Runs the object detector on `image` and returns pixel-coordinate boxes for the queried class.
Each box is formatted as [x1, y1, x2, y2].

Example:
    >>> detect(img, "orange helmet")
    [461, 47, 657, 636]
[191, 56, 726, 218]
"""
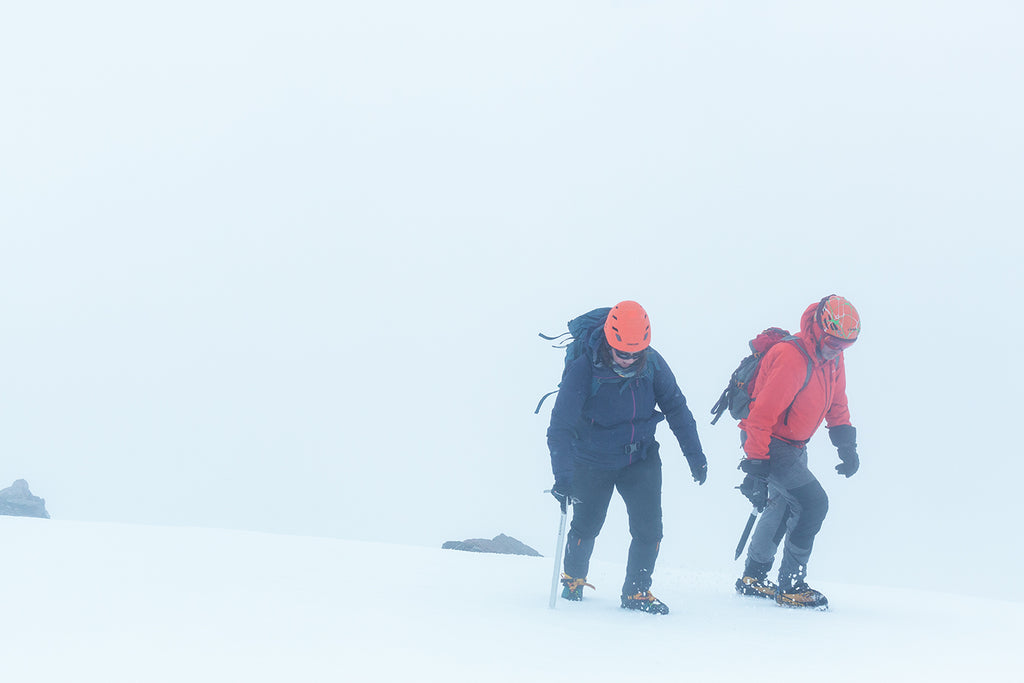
[819, 295, 860, 341]
[604, 301, 651, 352]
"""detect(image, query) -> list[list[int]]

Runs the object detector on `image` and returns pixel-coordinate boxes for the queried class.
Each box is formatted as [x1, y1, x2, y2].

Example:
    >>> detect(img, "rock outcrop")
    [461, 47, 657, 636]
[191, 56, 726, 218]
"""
[442, 533, 541, 557]
[0, 479, 50, 518]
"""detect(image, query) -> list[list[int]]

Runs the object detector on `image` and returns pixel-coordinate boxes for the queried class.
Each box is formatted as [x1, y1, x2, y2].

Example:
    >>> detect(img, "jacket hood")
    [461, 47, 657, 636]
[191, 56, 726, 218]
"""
[799, 301, 821, 340]
[797, 301, 825, 363]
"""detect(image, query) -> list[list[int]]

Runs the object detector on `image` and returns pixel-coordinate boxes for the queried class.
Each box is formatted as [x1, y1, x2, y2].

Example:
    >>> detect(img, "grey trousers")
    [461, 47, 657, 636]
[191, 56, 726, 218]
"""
[744, 438, 829, 588]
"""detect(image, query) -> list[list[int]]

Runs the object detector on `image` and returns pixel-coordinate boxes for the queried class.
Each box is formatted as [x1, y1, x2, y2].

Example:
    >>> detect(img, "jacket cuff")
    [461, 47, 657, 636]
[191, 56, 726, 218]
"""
[828, 424, 857, 449]
[685, 452, 707, 468]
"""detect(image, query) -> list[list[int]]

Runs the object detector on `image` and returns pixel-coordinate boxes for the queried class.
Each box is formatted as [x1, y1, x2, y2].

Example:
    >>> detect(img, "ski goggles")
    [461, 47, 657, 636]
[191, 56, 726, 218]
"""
[612, 347, 645, 361]
[822, 334, 856, 351]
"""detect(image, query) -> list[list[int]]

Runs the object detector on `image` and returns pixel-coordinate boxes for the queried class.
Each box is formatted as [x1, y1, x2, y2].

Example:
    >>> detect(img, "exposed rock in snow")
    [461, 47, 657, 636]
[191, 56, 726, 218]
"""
[442, 533, 541, 557]
[0, 479, 50, 519]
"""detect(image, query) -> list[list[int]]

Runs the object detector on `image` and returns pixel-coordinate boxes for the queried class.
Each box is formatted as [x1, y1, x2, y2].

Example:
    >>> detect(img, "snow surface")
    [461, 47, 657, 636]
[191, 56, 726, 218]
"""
[2, 516, 1017, 682]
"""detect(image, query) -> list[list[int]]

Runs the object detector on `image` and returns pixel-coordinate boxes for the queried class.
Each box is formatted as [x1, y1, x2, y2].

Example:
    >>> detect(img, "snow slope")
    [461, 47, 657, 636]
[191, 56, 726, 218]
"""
[2, 517, 1016, 682]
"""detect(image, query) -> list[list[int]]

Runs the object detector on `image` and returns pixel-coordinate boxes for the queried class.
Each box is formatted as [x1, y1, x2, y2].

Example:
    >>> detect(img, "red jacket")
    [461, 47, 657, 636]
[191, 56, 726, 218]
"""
[739, 302, 853, 459]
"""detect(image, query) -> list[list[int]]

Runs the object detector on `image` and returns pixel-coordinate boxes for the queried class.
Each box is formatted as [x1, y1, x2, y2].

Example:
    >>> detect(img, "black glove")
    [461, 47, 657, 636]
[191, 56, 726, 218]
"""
[835, 448, 859, 477]
[686, 453, 708, 485]
[737, 458, 769, 512]
[550, 480, 573, 511]
[829, 425, 860, 478]
[738, 458, 770, 477]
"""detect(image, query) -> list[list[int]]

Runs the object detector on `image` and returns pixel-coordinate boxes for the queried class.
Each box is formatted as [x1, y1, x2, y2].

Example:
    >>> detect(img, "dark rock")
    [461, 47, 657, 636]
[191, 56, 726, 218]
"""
[442, 533, 542, 557]
[0, 479, 50, 519]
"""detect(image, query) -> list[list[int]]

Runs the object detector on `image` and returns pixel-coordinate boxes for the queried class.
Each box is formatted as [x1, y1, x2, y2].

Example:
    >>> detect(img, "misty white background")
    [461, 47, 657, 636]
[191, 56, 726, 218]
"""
[2, 2, 1021, 600]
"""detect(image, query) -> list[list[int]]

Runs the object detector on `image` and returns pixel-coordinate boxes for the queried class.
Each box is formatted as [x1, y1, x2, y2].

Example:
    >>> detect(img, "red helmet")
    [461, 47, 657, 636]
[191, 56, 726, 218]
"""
[819, 295, 860, 341]
[604, 301, 651, 352]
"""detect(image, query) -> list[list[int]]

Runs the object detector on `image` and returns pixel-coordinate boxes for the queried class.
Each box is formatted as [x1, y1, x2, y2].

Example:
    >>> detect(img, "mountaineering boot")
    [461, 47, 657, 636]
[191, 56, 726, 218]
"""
[735, 575, 779, 599]
[620, 590, 670, 615]
[775, 582, 829, 610]
[560, 574, 595, 601]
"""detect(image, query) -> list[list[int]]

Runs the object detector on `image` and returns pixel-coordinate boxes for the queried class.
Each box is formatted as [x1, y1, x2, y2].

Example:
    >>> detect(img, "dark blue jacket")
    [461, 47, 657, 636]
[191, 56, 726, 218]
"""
[547, 341, 705, 485]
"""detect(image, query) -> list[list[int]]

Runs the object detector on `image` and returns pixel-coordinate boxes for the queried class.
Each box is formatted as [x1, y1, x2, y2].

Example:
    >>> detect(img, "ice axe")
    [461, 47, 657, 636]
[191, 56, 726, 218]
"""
[734, 507, 760, 561]
[544, 489, 577, 609]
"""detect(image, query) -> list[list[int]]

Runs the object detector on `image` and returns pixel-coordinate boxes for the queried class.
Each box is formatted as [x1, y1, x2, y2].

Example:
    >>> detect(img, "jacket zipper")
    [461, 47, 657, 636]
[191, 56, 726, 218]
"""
[628, 384, 637, 463]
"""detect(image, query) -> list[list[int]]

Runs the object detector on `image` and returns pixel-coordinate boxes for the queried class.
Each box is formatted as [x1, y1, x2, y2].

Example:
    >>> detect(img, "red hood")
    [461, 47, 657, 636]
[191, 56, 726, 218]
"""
[796, 301, 824, 363]
[798, 301, 820, 339]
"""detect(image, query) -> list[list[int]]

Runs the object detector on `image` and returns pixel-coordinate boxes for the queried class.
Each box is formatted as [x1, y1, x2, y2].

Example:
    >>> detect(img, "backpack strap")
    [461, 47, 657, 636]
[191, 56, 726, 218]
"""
[709, 385, 730, 425]
[534, 390, 559, 414]
[781, 337, 814, 425]
[538, 331, 573, 345]
[786, 337, 814, 390]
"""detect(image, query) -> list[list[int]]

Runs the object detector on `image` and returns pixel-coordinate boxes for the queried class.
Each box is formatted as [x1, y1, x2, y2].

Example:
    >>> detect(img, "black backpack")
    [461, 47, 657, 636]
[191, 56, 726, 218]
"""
[534, 307, 611, 414]
[710, 327, 813, 425]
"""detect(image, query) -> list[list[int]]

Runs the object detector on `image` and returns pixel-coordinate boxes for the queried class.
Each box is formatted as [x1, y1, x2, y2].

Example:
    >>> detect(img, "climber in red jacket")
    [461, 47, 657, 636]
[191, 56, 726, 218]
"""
[735, 295, 861, 610]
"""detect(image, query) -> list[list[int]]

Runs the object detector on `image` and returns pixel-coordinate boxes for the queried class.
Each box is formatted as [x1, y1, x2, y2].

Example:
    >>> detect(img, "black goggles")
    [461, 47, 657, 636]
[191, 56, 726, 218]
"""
[822, 335, 856, 351]
[612, 347, 644, 361]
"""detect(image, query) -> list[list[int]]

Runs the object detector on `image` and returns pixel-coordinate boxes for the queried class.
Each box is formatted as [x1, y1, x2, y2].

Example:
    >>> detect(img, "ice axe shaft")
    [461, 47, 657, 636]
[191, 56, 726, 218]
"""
[734, 508, 759, 561]
[548, 502, 569, 608]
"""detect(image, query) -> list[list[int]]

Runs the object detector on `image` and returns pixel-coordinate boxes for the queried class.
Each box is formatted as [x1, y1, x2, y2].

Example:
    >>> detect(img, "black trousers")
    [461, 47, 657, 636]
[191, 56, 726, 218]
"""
[563, 445, 664, 596]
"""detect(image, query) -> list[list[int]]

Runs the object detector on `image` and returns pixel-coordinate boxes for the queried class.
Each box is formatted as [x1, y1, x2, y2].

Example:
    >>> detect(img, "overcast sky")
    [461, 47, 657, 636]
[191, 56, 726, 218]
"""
[2, 2, 1021, 597]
